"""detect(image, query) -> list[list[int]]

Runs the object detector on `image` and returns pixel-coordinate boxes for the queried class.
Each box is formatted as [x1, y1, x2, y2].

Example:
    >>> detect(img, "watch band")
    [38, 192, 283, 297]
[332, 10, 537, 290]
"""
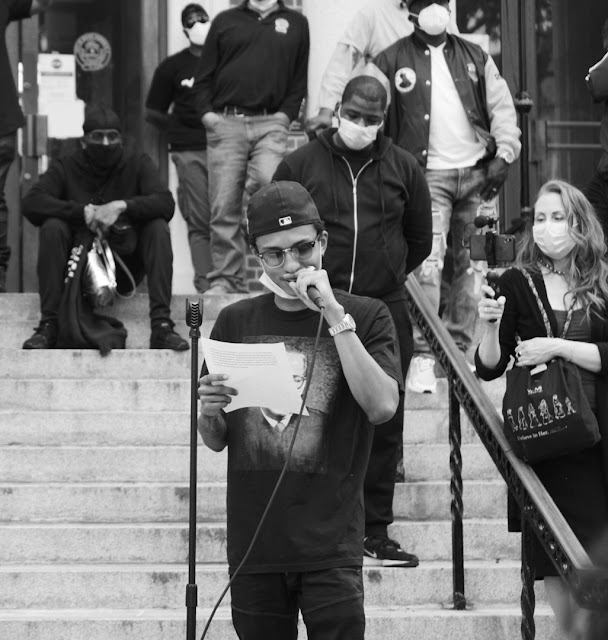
[328, 313, 356, 337]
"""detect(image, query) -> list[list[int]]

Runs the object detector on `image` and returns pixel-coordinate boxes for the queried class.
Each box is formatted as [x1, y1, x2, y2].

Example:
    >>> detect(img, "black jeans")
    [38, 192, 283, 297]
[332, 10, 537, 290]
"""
[364, 293, 412, 538]
[0, 133, 17, 269]
[37, 217, 173, 327]
[230, 567, 364, 640]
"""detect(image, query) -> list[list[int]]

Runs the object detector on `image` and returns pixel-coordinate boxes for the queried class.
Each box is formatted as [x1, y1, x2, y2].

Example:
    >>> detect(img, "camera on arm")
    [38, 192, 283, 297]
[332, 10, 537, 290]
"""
[465, 213, 516, 320]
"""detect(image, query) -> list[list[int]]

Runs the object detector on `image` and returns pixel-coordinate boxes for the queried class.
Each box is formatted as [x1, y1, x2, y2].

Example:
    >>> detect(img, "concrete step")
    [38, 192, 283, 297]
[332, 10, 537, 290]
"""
[0, 480, 507, 523]
[0, 411, 192, 446]
[0, 446, 223, 482]
[0, 605, 564, 640]
[0, 293, 248, 349]
[0, 562, 546, 610]
[1, 408, 499, 447]
[1, 375, 505, 414]
[0, 379, 191, 412]
[0, 444, 499, 483]
[1, 349, 192, 379]
[0, 520, 519, 565]
[403, 444, 500, 481]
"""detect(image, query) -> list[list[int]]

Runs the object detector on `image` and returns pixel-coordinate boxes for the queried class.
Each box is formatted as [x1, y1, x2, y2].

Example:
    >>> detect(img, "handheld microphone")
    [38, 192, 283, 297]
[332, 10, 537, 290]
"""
[307, 285, 325, 309]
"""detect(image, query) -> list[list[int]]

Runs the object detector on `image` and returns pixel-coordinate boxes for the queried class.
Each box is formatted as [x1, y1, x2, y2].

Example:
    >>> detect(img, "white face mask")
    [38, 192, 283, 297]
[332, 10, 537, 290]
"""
[259, 270, 300, 300]
[412, 3, 451, 36]
[186, 21, 209, 46]
[337, 111, 382, 151]
[249, 0, 278, 12]
[533, 220, 576, 261]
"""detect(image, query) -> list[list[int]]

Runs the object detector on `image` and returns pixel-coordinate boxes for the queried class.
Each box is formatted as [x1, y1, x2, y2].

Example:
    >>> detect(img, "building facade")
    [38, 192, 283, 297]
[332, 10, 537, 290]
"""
[4, 0, 607, 293]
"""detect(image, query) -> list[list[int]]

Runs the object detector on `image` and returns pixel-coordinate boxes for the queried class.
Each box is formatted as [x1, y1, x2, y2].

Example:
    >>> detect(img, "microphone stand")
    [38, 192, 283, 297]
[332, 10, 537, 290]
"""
[185, 299, 203, 640]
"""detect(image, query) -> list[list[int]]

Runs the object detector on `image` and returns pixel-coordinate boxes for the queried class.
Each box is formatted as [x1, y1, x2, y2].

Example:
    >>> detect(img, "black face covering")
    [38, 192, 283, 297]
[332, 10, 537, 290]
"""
[84, 143, 123, 171]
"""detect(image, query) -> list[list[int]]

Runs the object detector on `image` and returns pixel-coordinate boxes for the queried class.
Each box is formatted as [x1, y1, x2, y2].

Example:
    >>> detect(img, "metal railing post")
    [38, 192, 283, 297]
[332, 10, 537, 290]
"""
[449, 381, 466, 610]
[521, 500, 537, 640]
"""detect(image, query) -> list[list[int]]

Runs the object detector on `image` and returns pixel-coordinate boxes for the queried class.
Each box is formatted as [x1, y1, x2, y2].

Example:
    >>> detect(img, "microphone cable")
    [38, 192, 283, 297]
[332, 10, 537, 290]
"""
[200, 305, 326, 639]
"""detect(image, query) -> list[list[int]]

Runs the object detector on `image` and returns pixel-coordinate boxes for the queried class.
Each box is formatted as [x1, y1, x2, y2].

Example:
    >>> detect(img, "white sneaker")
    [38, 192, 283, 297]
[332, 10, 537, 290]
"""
[407, 356, 437, 394]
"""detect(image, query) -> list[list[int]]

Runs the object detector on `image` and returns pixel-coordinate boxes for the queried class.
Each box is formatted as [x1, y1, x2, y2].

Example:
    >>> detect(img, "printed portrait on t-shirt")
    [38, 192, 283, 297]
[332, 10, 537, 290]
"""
[229, 336, 340, 473]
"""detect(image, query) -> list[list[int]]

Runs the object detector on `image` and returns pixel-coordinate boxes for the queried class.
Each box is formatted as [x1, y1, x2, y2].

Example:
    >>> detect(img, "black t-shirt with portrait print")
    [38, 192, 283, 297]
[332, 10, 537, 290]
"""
[206, 290, 402, 574]
[146, 48, 206, 151]
[0, 0, 32, 137]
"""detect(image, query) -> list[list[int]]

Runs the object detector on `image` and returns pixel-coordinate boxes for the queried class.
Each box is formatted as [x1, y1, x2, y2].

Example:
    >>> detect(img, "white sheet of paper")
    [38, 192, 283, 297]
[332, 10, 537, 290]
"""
[201, 338, 309, 415]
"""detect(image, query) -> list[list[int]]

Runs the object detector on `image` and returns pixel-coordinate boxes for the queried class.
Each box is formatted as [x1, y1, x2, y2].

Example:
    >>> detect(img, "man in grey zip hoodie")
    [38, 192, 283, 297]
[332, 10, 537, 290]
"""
[273, 75, 432, 567]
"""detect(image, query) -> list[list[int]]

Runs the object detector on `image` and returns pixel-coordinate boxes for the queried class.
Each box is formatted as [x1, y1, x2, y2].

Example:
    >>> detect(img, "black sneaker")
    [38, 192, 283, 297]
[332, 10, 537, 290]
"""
[363, 535, 419, 567]
[23, 321, 58, 349]
[150, 321, 189, 351]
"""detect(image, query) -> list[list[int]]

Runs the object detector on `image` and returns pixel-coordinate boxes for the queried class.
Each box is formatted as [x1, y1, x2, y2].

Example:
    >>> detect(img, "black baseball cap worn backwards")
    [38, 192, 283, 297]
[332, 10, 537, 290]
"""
[247, 181, 322, 241]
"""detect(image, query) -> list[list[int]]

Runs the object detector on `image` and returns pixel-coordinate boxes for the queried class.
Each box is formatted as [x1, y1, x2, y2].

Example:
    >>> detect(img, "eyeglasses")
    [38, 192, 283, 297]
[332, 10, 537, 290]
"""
[85, 129, 122, 144]
[257, 236, 320, 268]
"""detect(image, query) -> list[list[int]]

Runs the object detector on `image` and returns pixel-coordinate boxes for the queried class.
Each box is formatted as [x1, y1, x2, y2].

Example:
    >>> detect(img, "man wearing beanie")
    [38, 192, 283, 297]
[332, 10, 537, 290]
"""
[146, 3, 212, 294]
[21, 104, 188, 351]
[198, 181, 402, 639]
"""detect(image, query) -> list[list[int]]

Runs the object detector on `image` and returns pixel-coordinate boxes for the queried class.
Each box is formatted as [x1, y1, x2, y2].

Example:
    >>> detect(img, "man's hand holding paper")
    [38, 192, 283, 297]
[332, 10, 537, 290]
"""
[200, 338, 309, 415]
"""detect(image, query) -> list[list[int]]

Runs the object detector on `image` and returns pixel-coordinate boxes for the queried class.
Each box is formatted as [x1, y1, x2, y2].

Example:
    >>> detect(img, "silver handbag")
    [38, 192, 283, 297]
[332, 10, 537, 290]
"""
[83, 235, 117, 308]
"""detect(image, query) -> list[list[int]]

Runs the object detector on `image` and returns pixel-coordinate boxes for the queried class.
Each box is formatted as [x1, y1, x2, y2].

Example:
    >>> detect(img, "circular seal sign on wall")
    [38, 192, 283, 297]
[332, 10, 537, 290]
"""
[74, 33, 112, 72]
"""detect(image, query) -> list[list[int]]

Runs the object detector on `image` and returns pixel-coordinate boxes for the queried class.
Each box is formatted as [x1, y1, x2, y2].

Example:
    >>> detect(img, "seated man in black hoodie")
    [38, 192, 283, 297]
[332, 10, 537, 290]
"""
[21, 104, 188, 351]
[273, 75, 432, 567]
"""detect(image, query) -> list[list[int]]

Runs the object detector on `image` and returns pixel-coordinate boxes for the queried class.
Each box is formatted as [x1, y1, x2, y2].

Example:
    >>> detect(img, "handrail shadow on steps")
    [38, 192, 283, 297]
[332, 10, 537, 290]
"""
[403, 277, 608, 639]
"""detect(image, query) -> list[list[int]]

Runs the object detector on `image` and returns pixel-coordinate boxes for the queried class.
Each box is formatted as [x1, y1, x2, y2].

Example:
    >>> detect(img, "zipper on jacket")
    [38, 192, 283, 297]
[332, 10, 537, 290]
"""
[340, 157, 374, 294]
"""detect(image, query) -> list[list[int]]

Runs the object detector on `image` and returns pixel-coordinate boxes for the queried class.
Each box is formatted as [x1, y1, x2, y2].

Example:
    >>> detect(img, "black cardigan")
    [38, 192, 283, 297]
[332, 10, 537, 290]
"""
[475, 267, 608, 489]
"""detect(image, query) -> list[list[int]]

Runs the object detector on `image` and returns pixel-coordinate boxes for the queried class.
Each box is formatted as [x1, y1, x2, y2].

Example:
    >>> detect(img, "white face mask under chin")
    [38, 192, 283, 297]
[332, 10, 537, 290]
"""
[186, 22, 209, 46]
[412, 4, 451, 36]
[337, 113, 381, 151]
[533, 221, 576, 261]
[258, 271, 300, 300]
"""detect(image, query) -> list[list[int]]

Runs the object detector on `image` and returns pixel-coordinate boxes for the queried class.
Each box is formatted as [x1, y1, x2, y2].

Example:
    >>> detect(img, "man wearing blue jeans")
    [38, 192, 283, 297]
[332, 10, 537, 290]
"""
[0, 0, 53, 292]
[369, 0, 520, 392]
[194, 0, 309, 294]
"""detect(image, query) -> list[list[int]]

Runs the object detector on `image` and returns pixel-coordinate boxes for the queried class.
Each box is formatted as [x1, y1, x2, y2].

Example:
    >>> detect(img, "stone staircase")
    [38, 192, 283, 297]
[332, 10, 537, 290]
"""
[0, 293, 564, 639]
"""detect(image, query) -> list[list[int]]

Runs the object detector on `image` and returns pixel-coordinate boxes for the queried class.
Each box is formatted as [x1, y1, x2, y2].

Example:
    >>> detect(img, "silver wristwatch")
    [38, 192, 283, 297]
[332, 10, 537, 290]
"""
[328, 313, 356, 337]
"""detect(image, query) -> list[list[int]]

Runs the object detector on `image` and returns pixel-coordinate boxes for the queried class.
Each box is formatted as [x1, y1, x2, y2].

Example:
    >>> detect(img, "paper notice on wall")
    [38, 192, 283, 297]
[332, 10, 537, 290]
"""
[38, 53, 85, 138]
[201, 338, 309, 415]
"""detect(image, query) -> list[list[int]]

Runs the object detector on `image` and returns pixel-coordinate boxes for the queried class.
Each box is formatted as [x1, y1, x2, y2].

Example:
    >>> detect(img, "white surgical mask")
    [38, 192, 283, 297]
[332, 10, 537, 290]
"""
[186, 22, 209, 46]
[259, 271, 300, 300]
[337, 111, 382, 151]
[533, 220, 576, 260]
[249, 0, 278, 12]
[412, 3, 451, 36]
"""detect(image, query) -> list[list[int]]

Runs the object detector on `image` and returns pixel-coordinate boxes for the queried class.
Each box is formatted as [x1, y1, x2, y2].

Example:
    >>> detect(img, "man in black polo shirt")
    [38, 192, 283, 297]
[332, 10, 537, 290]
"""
[194, 0, 309, 295]
[146, 3, 212, 294]
[0, 0, 52, 293]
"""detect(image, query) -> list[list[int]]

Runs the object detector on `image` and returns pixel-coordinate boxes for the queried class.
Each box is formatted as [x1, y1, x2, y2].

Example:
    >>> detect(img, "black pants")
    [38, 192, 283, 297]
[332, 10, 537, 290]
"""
[0, 133, 16, 269]
[585, 170, 608, 239]
[230, 567, 364, 640]
[37, 217, 173, 327]
[363, 293, 413, 538]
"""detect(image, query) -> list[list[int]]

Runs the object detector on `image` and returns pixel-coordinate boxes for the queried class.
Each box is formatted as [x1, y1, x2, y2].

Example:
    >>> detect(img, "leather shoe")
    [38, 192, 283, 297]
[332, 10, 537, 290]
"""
[150, 321, 189, 351]
[23, 321, 58, 349]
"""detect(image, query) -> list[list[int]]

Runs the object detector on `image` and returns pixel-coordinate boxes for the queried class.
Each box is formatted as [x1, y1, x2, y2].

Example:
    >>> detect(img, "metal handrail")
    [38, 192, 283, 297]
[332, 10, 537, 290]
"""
[403, 277, 608, 634]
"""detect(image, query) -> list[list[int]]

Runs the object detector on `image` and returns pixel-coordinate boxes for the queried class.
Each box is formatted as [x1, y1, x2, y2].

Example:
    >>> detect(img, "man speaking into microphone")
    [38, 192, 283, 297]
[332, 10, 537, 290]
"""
[198, 181, 402, 639]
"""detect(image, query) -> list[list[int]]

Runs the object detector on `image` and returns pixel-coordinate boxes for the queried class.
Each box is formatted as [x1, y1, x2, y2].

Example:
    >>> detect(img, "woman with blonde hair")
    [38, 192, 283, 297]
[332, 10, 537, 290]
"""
[475, 179, 608, 639]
